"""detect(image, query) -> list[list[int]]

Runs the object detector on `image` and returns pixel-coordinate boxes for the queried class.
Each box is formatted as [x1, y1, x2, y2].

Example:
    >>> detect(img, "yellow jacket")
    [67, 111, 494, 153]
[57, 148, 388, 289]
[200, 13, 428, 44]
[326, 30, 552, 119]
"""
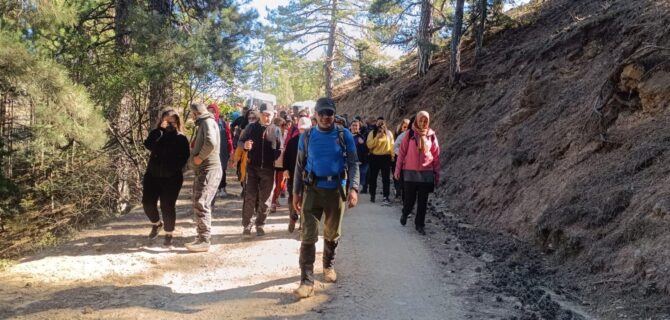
[233, 146, 248, 182]
[367, 130, 395, 157]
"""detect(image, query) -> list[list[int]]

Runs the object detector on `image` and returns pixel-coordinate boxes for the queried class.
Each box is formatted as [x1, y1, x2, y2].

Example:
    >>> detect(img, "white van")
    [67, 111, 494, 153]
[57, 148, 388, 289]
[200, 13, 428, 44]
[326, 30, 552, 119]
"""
[242, 90, 277, 110]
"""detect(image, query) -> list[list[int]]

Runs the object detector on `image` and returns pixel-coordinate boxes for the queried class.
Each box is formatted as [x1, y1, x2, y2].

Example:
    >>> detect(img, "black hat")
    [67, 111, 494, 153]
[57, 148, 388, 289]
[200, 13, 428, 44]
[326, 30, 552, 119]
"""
[315, 97, 336, 113]
[377, 116, 385, 120]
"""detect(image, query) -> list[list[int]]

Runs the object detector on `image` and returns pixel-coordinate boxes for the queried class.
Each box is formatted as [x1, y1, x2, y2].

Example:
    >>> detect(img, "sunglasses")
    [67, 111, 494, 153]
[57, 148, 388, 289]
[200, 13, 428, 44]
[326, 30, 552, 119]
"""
[318, 109, 335, 117]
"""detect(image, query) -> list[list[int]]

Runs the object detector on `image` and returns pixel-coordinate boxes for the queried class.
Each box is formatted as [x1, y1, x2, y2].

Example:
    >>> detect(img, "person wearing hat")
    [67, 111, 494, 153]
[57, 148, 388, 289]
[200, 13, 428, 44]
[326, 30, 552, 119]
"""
[237, 103, 282, 237]
[282, 116, 312, 233]
[292, 97, 360, 298]
[186, 102, 222, 252]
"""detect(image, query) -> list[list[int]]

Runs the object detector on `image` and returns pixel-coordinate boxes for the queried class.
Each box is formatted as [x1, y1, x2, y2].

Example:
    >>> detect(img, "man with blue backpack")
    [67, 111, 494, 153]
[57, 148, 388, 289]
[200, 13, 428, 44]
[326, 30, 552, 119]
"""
[292, 97, 360, 299]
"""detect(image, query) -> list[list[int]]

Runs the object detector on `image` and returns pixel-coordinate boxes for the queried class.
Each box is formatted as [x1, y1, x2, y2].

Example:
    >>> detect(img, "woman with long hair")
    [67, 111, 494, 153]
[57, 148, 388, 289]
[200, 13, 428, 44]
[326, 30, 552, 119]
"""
[142, 109, 190, 246]
[270, 116, 287, 212]
[366, 118, 394, 205]
[393, 119, 410, 201]
[394, 111, 440, 235]
[350, 120, 369, 195]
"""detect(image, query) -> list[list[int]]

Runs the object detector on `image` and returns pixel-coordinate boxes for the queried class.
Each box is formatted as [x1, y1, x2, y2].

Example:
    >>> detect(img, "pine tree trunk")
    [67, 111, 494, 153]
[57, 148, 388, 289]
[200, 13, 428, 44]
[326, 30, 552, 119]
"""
[115, 0, 131, 54]
[149, 79, 172, 127]
[111, 0, 134, 213]
[148, 0, 173, 126]
[475, 0, 487, 63]
[450, 0, 465, 85]
[417, 0, 433, 77]
[324, 0, 338, 97]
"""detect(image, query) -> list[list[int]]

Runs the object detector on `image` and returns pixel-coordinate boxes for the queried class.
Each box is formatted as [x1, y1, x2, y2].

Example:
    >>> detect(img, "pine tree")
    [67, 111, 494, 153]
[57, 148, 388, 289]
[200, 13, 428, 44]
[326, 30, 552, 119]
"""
[369, 0, 450, 77]
[269, 0, 370, 97]
[450, 0, 465, 84]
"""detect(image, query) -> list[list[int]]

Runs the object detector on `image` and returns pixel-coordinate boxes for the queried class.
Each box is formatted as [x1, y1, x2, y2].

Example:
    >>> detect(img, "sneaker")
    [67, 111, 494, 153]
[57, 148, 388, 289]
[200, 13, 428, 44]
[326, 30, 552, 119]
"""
[243, 226, 252, 238]
[288, 219, 297, 233]
[280, 192, 287, 198]
[370, 196, 376, 203]
[271, 203, 277, 213]
[416, 226, 426, 235]
[163, 234, 173, 247]
[256, 226, 265, 237]
[149, 221, 163, 239]
[324, 268, 337, 283]
[218, 190, 227, 198]
[185, 238, 210, 252]
[382, 198, 391, 206]
[294, 284, 314, 299]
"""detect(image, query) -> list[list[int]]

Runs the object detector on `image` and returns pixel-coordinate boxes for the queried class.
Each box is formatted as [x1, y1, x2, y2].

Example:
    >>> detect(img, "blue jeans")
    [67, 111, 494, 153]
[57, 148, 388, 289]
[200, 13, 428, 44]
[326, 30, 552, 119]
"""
[358, 162, 369, 190]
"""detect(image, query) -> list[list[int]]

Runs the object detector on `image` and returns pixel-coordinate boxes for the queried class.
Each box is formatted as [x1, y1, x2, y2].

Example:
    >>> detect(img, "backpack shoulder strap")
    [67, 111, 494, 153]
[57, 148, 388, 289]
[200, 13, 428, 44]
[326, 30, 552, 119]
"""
[303, 127, 313, 160]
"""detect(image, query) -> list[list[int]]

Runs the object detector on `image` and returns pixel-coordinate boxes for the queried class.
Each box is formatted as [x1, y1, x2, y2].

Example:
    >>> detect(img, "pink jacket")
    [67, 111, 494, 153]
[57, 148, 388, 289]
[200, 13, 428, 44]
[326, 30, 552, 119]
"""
[394, 129, 440, 185]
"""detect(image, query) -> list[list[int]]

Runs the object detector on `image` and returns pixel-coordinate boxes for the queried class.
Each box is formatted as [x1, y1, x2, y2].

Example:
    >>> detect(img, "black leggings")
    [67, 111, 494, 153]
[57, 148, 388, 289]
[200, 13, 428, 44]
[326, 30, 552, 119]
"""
[369, 154, 392, 199]
[142, 173, 183, 232]
[402, 181, 433, 228]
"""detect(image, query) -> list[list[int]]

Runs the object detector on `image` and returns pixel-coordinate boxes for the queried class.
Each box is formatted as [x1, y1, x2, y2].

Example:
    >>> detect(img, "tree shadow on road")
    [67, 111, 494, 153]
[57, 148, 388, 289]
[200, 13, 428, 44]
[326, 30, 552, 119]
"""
[2, 276, 308, 318]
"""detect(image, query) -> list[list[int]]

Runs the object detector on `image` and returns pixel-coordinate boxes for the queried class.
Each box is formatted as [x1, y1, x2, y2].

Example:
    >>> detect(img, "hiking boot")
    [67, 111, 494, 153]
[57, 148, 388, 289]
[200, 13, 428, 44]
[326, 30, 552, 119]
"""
[149, 221, 163, 239]
[185, 238, 210, 252]
[324, 268, 337, 283]
[323, 240, 338, 283]
[256, 226, 265, 237]
[400, 213, 408, 226]
[163, 234, 173, 247]
[243, 225, 252, 238]
[416, 226, 426, 235]
[296, 242, 316, 299]
[294, 283, 314, 299]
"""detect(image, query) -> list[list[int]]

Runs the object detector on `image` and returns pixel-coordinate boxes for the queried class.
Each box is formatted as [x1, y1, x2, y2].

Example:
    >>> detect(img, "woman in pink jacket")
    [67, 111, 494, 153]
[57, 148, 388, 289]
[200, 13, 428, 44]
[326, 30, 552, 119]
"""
[394, 111, 440, 235]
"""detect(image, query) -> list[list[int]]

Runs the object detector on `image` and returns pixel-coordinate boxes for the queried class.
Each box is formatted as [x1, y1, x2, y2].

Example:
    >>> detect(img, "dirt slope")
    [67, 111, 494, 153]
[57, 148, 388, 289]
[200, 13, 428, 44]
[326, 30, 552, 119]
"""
[335, 0, 670, 317]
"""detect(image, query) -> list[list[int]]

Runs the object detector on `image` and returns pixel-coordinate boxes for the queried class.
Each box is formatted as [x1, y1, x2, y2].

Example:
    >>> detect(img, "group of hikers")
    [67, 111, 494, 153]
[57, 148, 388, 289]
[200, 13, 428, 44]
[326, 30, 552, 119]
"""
[140, 97, 440, 298]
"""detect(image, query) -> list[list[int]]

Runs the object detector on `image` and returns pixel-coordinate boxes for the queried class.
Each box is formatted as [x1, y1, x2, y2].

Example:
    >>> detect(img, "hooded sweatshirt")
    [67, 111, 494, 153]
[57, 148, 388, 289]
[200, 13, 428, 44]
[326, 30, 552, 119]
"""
[190, 113, 221, 171]
[394, 128, 440, 185]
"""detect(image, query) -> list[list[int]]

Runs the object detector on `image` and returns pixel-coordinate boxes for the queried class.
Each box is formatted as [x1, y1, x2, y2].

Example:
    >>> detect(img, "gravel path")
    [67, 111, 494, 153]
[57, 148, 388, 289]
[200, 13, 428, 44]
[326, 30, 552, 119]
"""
[0, 172, 518, 319]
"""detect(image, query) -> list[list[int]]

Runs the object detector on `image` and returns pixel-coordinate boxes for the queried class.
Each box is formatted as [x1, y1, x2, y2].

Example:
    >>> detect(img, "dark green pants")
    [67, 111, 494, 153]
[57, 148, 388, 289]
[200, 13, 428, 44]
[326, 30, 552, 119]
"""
[301, 186, 345, 244]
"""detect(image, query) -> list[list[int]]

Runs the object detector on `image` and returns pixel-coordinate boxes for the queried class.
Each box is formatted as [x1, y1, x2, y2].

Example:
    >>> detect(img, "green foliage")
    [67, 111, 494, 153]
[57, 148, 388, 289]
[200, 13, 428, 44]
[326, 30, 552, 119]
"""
[361, 64, 390, 84]
[0, 31, 106, 150]
[244, 32, 323, 105]
[0, 259, 16, 271]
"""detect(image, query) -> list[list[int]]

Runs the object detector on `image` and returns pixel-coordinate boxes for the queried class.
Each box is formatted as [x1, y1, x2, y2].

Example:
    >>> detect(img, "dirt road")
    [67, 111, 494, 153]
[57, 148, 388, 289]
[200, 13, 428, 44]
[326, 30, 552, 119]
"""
[0, 174, 552, 319]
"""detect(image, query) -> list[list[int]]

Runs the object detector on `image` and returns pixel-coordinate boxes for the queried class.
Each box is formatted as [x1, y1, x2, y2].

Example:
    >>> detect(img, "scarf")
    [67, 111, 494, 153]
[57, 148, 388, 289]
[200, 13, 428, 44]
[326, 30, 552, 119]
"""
[207, 103, 221, 123]
[413, 111, 433, 164]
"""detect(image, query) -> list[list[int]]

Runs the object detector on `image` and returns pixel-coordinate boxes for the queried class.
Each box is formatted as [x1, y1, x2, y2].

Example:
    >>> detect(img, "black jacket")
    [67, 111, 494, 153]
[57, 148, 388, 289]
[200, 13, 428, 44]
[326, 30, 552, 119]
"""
[144, 128, 190, 178]
[240, 122, 280, 169]
[353, 132, 369, 165]
[283, 134, 300, 178]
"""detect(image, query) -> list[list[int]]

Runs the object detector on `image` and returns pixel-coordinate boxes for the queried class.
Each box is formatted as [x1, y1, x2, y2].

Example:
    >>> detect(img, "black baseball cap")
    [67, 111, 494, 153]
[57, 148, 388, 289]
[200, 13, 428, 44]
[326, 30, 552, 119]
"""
[315, 97, 336, 113]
